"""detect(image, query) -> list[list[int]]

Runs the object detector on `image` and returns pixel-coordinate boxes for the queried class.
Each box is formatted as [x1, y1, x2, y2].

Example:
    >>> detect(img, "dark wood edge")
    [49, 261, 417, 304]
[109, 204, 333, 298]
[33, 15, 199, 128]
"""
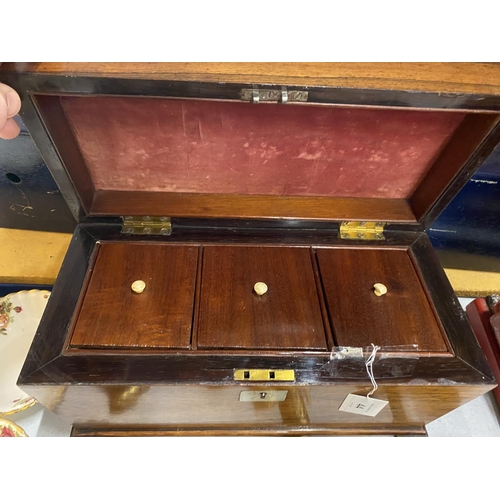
[81, 223, 423, 247]
[18, 225, 97, 381]
[19, 346, 488, 386]
[16, 93, 85, 222]
[310, 248, 336, 350]
[176, 219, 423, 232]
[70, 424, 428, 437]
[91, 191, 416, 223]
[190, 247, 204, 350]
[4, 71, 500, 111]
[31, 94, 95, 212]
[408, 234, 495, 381]
[63, 346, 450, 358]
[413, 114, 500, 227]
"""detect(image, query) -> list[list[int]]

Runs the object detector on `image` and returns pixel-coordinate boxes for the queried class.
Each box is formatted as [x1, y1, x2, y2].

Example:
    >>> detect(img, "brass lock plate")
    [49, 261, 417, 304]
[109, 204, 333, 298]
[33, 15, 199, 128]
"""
[234, 369, 295, 381]
[239, 390, 288, 402]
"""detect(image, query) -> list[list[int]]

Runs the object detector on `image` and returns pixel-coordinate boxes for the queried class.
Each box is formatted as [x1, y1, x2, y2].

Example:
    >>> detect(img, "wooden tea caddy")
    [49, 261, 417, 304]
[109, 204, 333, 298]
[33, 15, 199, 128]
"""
[2, 63, 500, 436]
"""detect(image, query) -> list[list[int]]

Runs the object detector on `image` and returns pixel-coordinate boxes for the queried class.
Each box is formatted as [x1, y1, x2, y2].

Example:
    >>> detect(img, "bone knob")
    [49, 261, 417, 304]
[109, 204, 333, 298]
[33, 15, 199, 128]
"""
[373, 283, 387, 296]
[131, 280, 146, 294]
[254, 282, 268, 296]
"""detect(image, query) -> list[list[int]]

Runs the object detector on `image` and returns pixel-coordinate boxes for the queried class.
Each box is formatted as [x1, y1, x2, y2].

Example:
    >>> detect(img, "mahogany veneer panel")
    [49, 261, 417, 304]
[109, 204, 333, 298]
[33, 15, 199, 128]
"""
[198, 246, 327, 350]
[316, 248, 447, 351]
[71, 243, 199, 349]
[29, 383, 494, 430]
[90, 191, 416, 222]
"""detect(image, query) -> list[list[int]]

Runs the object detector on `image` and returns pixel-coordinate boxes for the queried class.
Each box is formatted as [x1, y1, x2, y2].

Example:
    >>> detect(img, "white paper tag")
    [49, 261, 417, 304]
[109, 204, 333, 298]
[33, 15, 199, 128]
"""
[338, 394, 389, 417]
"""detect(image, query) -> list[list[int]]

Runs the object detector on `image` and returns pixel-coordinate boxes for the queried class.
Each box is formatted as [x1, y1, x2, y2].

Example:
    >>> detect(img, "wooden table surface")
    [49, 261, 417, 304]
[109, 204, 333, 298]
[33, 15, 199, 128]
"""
[0, 228, 71, 285]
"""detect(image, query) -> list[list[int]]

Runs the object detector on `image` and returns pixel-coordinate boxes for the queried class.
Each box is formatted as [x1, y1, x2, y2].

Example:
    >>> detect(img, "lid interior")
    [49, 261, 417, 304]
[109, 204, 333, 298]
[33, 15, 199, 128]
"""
[32, 94, 500, 224]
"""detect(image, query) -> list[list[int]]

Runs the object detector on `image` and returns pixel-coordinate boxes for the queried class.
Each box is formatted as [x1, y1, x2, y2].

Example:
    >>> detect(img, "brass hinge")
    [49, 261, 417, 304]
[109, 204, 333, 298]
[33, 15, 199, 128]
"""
[339, 221, 386, 240]
[241, 88, 308, 104]
[121, 216, 172, 235]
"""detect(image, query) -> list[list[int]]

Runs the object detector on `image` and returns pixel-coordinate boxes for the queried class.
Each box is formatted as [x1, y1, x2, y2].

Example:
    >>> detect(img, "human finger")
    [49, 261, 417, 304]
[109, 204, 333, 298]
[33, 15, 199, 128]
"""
[0, 117, 21, 139]
[0, 82, 21, 117]
[0, 83, 22, 139]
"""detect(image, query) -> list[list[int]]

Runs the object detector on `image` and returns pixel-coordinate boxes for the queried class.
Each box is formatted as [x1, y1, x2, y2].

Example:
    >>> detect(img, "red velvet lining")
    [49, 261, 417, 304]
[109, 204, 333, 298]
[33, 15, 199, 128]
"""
[60, 96, 465, 199]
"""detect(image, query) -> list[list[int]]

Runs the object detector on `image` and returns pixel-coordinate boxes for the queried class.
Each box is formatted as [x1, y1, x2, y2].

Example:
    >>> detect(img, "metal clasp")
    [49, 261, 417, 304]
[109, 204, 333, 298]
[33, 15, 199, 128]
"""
[241, 88, 308, 104]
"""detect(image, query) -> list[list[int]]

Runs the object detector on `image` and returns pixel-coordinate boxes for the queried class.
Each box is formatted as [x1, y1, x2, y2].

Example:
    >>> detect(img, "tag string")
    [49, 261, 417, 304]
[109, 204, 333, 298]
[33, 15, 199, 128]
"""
[366, 343, 380, 398]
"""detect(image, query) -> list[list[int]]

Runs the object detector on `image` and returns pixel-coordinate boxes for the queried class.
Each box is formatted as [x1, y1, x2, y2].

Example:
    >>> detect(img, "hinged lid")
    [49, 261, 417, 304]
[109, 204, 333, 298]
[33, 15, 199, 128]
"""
[4, 64, 500, 229]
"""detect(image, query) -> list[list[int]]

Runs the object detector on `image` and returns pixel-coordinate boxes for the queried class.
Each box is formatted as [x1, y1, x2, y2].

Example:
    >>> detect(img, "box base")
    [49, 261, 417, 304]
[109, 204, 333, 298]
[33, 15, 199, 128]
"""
[70, 424, 428, 437]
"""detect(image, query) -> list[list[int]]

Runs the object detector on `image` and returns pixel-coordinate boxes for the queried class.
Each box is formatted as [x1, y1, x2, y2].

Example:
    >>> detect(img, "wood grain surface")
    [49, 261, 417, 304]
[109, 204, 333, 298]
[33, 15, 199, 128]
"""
[70, 242, 199, 349]
[90, 191, 416, 222]
[4, 63, 500, 94]
[198, 246, 327, 350]
[316, 247, 448, 351]
[24, 383, 494, 430]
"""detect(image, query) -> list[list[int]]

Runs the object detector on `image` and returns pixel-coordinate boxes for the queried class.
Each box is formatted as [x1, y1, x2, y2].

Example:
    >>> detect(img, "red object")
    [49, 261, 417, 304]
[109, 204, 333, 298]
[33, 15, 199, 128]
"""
[59, 96, 464, 199]
[0, 426, 15, 437]
[491, 314, 500, 347]
[466, 298, 500, 406]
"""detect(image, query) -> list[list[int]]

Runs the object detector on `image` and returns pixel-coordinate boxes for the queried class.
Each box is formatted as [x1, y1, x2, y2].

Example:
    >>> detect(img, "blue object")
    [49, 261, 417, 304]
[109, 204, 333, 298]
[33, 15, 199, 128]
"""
[428, 142, 500, 271]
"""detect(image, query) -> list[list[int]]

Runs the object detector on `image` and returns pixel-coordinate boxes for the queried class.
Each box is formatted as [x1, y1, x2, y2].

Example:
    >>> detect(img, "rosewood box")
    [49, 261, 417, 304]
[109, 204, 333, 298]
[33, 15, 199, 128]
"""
[2, 63, 499, 436]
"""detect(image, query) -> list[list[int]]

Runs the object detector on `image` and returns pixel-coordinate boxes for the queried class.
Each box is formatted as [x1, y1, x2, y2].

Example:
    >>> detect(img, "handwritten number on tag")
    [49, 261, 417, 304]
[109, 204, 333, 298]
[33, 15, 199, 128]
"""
[338, 393, 389, 417]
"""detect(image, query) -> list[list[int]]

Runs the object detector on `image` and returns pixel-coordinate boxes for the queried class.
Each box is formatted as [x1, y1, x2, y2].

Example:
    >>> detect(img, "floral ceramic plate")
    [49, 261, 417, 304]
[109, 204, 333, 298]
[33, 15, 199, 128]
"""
[0, 290, 50, 415]
[0, 417, 27, 437]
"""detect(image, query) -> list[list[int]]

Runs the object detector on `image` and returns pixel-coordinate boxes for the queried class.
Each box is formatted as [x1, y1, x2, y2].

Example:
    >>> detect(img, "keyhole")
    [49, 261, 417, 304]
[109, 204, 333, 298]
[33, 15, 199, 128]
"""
[260, 392, 267, 399]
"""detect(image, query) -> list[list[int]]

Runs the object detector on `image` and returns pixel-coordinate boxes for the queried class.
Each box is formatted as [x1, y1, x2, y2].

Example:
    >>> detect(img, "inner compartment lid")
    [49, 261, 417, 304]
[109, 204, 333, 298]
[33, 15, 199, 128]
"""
[32, 93, 500, 224]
